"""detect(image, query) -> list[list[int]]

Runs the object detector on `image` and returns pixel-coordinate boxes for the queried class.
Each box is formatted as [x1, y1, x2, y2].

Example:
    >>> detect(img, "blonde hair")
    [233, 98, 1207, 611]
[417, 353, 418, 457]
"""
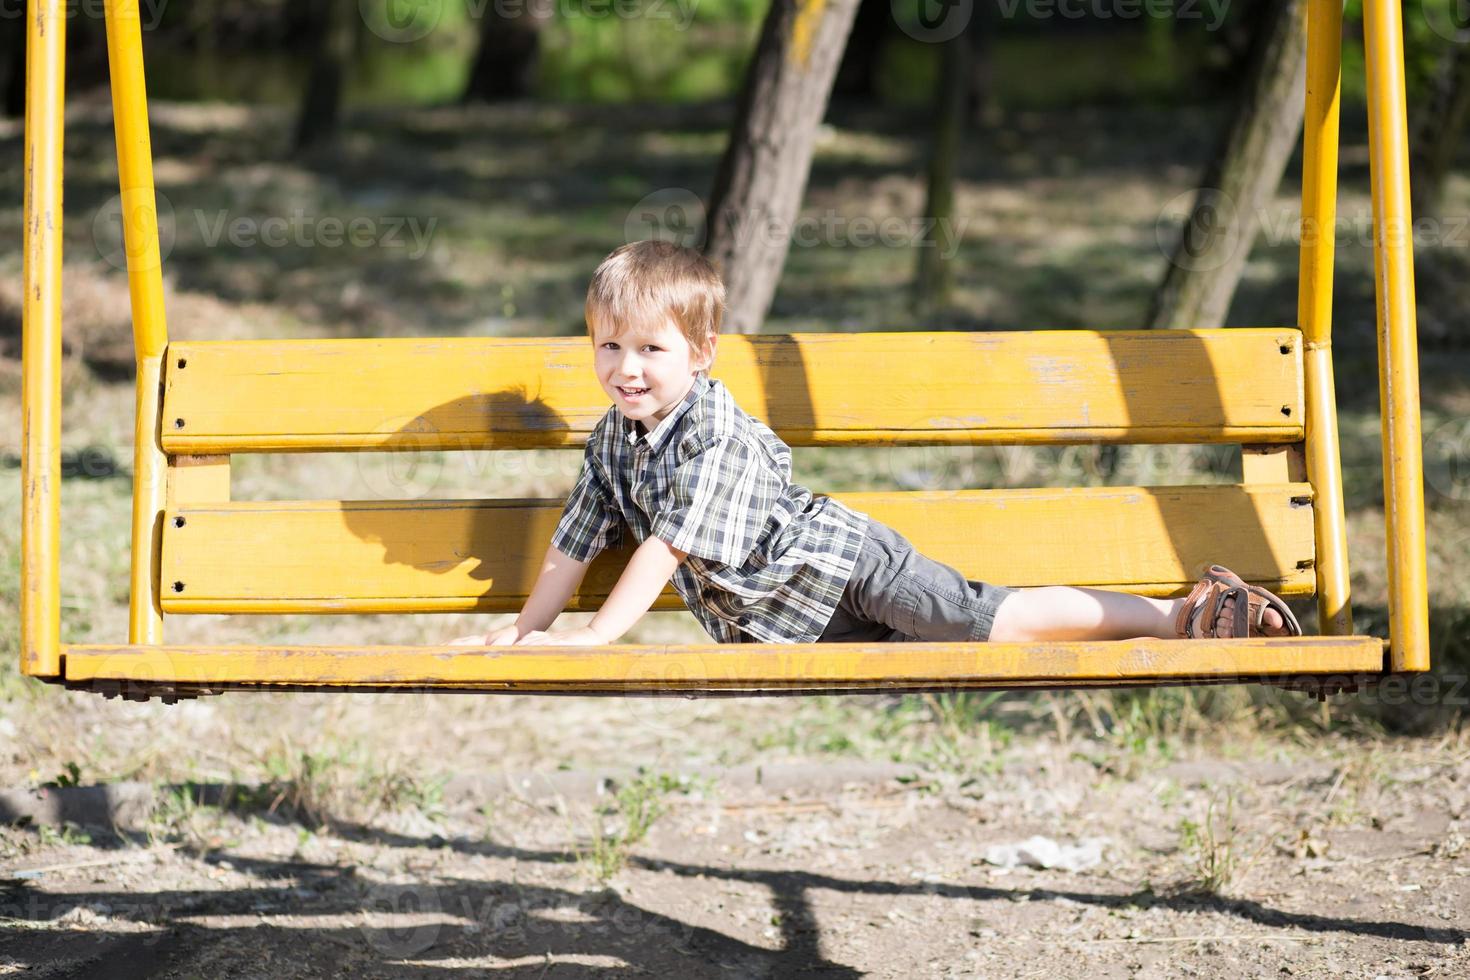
[585, 241, 724, 361]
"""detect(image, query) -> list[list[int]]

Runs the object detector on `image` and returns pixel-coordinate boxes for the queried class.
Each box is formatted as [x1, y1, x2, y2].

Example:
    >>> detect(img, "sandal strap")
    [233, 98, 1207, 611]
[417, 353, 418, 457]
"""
[1175, 578, 1212, 638]
[1205, 564, 1301, 637]
[1177, 580, 1267, 639]
[1177, 565, 1302, 639]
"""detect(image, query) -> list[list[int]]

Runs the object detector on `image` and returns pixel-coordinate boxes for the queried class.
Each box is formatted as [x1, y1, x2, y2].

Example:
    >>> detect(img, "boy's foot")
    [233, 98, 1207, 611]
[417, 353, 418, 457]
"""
[1175, 565, 1302, 639]
[1222, 595, 1285, 632]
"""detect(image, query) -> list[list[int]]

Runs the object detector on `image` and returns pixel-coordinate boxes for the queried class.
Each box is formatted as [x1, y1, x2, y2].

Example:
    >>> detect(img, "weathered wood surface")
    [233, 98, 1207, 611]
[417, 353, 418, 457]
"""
[161, 330, 1304, 452]
[62, 636, 1386, 690]
[159, 484, 1316, 613]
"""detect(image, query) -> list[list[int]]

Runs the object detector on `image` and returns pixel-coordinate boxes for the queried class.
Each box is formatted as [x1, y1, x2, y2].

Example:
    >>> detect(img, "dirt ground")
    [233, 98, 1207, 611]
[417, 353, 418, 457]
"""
[2, 717, 1467, 979]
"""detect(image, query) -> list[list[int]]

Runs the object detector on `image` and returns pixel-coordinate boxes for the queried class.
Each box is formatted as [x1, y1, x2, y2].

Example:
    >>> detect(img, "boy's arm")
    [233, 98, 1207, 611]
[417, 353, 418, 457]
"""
[513, 543, 596, 635]
[517, 535, 686, 645]
[586, 535, 686, 642]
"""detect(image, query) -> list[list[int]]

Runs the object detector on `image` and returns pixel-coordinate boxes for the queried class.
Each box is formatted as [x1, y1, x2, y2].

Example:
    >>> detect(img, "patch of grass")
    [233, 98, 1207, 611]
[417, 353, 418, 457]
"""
[41, 761, 84, 788]
[1090, 689, 1194, 759]
[259, 747, 346, 829]
[0, 495, 24, 699]
[1052, 679, 1400, 759]
[1318, 750, 1389, 827]
[250, 743, 450, 830]
[920, 692, 1014, 772]
[36, 821, 93, 848]
[578, 770, 704, 884]
[1173, 789, 1263, 897]
[363, 764, 449, 822]
[146, 782, 235, 849]
[4, 812, 96, 853]
[751, 694, 1023, 772]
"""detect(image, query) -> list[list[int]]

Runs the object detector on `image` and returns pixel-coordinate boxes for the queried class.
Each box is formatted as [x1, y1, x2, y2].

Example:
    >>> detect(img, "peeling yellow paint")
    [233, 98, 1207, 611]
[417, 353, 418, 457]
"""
[60, 638, 1386, 691]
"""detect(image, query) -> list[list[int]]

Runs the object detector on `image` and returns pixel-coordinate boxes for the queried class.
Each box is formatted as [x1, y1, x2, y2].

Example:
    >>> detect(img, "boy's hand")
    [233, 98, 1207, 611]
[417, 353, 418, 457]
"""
[514, 626, 608, 646]
[446, 624, 521, 647]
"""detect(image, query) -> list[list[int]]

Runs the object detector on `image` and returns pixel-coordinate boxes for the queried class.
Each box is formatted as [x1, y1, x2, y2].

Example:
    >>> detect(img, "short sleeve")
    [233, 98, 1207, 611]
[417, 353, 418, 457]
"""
[650, 435, 781, 566]
[551, 453, 624, 562]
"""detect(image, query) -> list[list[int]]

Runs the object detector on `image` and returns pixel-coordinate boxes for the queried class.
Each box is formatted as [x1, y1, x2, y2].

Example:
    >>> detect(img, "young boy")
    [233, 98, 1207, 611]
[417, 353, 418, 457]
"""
[451, 241, 1300, 649]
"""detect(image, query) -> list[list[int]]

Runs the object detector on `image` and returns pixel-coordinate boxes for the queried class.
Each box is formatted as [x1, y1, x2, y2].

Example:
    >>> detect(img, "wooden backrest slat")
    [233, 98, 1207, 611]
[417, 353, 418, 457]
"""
[161, 330, 1305, 452]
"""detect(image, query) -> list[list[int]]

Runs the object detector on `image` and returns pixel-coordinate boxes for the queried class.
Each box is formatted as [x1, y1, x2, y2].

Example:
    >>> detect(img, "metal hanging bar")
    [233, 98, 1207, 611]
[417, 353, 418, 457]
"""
[1298, 0, 1352, 636]
[1362, 0, 1429, 671]
[103, 0, 172, 644]
[20, 0, 66, 678]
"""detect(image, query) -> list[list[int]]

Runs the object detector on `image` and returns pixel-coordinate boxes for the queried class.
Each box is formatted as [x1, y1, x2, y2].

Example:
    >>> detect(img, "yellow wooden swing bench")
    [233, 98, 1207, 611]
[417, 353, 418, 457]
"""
[19, 0, 1428, 699]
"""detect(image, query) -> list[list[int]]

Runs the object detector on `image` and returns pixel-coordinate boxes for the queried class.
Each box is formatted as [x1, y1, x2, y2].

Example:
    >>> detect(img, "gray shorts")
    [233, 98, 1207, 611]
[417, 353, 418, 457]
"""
[816, 520, 1015, 643]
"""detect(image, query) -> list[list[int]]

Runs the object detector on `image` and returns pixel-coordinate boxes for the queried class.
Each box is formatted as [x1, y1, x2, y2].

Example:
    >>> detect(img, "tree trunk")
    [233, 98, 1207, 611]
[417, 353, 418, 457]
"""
[1201, 0, 1268, 99]
[966, 0, 998, 128]
[1410, 39, 1470, 219]
[461, 4, 544, 102]
[1147, 0, 1308, 331]
[293, 0, 353, 153]
[703, 0, 862, 334]
[914, 29, 970, 313]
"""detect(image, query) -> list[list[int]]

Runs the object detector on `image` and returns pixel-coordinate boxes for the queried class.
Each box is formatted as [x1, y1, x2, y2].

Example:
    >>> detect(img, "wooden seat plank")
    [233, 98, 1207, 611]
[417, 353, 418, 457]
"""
[62, 637, 1386, 692]
[160, 484, 1316, 614]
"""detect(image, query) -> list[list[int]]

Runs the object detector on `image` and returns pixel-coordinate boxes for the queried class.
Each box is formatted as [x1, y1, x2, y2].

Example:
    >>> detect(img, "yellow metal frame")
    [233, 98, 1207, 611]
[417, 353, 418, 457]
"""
[18, 0, 1430, 693]
[1361, 0, 1429, 671]
[20, 0, 64, 678]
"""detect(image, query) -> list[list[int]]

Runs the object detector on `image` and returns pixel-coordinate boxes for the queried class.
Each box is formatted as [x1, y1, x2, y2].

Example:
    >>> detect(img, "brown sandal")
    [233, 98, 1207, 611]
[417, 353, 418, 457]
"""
[1175, 565, 1304, 639]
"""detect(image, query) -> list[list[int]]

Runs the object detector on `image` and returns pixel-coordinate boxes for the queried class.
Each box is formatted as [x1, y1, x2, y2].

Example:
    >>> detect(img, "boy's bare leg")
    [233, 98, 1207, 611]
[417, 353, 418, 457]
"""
[988, 586, 1284, 642]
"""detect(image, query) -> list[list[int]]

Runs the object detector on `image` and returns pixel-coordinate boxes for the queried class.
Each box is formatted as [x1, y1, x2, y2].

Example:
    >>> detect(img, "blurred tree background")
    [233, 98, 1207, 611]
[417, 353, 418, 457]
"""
[6, 1, 1464, 115]
[7, 0, 1469, 331]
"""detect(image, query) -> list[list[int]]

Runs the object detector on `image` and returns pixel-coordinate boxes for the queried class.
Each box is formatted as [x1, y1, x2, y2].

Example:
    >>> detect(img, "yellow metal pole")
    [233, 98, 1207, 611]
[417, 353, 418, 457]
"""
[1362, 0, 1429, 671]
[1298, 0, 1352, 636]
[20, 1, 66, 678]
[103, 0, 170, 644]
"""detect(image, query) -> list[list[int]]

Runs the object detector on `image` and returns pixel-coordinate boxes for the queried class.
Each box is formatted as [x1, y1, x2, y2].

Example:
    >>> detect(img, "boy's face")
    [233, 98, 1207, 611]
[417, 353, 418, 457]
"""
[593, 315, 715, 428]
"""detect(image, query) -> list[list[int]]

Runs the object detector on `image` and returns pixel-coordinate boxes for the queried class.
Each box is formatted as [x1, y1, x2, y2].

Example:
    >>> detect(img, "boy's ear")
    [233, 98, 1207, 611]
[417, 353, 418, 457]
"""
[697, 334, 718, 370]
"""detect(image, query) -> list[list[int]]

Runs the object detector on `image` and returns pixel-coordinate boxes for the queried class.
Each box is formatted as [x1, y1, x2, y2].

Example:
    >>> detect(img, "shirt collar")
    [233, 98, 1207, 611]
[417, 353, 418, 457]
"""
[621, 373, 710, 454]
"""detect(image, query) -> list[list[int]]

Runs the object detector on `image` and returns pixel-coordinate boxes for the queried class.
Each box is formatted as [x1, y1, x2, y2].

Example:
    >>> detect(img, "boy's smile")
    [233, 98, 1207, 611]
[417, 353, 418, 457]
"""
[593, 317, 715, 429]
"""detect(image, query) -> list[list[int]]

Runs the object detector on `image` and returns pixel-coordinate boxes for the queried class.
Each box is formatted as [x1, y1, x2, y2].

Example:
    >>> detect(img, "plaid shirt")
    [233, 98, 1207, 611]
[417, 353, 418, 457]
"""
[551, 373, 869, 643]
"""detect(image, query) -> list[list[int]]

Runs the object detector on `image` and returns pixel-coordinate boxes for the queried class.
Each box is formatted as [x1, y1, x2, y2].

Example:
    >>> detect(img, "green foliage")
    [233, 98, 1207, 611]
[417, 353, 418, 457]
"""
[541, 4, 758, 103]
[1340, 0, 1462, 107]
[146, 783, 235, 849]
[1174, 789, 1260, 896]
[579, 769, 704, 883]
[0, 498, 21, 691]
[921, 692, 1014, 770]
[43, 761, 84, 789]
[752, 693, 1016, 772]
[36, 822, 92, 848]
[250, 743, 449, 829]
